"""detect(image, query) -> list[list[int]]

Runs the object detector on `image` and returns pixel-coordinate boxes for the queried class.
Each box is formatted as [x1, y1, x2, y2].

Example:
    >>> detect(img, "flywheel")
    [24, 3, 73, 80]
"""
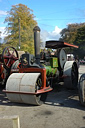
[58, 49, 67, 69]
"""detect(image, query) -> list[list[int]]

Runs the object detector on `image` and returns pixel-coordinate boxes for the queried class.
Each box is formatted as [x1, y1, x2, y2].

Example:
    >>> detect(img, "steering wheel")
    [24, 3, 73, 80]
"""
[2, 47, 19, 70]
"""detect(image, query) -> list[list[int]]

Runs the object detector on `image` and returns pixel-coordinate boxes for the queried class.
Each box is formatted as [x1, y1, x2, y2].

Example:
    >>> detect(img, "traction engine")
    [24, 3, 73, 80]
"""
[1, 26, 79, 105]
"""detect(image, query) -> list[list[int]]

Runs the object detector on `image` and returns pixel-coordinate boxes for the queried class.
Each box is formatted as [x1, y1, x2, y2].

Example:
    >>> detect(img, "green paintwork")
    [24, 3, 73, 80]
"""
[50, 57, 58, 68]
[45, 66, 57, 76]
[43, 57, 58, 77]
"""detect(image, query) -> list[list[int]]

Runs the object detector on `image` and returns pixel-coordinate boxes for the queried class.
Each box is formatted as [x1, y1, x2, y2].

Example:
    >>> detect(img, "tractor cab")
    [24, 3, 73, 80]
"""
[40, 40, 78, 70]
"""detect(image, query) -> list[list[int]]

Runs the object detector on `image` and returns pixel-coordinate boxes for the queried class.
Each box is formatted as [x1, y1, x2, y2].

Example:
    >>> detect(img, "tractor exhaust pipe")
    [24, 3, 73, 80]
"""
[33, 26, 41, 65]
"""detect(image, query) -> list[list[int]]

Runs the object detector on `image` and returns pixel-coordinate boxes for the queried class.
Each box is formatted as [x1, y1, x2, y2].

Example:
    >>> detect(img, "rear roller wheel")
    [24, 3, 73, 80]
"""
[78, 74, 85, 106]
[6, 73, 47, 105]
[64, 61, 78, 89]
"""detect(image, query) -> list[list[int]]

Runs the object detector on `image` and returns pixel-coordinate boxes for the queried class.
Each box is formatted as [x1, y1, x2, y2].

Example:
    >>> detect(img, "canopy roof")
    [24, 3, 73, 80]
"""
[45, 40, 78, 49]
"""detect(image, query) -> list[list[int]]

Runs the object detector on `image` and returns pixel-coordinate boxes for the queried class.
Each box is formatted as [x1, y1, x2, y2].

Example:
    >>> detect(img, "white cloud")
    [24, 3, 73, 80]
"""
[0, 27, 7, 38]
[0, 10, 8, 15]
[49, 26, 61, 39]
[40, 26, 62, 47]
[0, 26, 62, 45]
[0, 27, 8, 43]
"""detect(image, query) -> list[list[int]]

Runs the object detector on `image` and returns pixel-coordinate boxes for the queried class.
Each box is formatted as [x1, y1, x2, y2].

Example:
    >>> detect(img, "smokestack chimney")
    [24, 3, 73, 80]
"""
[33, 26, 41, 65]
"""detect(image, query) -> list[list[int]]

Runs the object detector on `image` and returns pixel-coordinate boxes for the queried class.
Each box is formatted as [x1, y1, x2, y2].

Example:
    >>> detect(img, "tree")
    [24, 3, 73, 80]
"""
[0, 31, 2, 53]
[59, 24, 79, 54]
[60, 23, 85, 44]
[59, 23, 85, 57]
[74, 25, 85, 59]
[4, 4, 37, 54]
[0, 31, 2, 43]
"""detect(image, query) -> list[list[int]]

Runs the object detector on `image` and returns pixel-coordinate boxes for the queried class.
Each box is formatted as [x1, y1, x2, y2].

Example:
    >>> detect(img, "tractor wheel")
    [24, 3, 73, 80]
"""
[64, 61, 78, 89]
[2, 47, 19, 70]
[78, 74, 85, 106]
[6, 73, 47, 105]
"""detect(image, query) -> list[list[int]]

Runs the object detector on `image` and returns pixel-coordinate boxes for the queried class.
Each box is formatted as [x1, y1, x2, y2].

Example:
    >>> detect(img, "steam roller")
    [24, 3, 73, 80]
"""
[4, 26, 53, 105]
[4, 26, 79, 105]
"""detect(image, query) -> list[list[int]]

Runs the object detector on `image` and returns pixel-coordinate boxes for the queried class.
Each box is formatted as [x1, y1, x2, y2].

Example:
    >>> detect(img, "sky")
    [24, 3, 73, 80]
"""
[0, 0, 85, 42]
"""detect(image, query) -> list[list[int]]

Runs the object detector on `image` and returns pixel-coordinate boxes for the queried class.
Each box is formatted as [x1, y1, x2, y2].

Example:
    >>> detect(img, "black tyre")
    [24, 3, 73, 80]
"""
[78, 74, 85, 106]
[64, 61, 78, 89]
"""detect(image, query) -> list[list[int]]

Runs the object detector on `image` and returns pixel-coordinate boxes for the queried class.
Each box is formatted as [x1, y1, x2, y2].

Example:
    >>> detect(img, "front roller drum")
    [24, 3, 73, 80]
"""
[6, 73, 47, 105]
[78, 74, 85, 106]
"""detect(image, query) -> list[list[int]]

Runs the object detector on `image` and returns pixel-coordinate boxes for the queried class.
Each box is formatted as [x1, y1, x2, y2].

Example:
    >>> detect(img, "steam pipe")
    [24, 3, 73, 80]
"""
[33, 26, 41, 65]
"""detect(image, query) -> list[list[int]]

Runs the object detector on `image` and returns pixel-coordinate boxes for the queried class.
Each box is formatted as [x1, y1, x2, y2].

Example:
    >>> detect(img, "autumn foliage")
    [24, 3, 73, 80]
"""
[4, 4, 37, 54]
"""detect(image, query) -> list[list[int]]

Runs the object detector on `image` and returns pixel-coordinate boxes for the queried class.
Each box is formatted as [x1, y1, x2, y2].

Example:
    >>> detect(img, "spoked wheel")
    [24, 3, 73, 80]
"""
[36, 76, 47, 105]
[64, 61, 78, 89]
[78, 74, 85, 106]
[2, 47, 19, 70]
[6, 73, 47, 105]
